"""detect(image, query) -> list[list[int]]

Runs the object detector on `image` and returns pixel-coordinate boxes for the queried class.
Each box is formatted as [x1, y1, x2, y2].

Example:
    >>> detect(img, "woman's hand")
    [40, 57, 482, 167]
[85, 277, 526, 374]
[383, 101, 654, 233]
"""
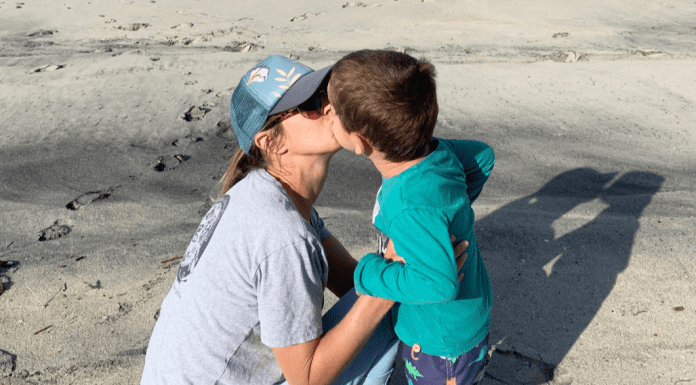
[383, 238, 406, 264]
[383, 235, 470, 282]
[452, 237, 470, 282]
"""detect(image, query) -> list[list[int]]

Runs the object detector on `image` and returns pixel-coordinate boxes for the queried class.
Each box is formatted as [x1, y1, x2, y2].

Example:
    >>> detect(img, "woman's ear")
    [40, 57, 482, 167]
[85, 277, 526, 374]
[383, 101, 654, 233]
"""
[254, 128, 287, 157]
[254, 130, 271, 152]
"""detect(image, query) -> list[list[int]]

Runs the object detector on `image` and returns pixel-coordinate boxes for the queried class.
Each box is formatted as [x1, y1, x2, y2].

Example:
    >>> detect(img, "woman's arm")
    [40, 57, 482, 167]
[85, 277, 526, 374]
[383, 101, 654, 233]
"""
[322, 235, 358, 298]
[272, 294, 394, 385]
[273, 236, 468, 385]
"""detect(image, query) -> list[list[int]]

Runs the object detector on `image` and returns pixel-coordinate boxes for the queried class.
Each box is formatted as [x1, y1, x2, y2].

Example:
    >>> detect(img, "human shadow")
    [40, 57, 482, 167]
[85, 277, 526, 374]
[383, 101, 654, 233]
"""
[477, 168, 663, 384]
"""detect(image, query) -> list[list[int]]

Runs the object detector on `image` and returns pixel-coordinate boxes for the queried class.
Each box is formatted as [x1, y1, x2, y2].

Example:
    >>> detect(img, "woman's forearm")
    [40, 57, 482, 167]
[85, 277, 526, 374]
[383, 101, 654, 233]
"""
[310, 294, 394, 385]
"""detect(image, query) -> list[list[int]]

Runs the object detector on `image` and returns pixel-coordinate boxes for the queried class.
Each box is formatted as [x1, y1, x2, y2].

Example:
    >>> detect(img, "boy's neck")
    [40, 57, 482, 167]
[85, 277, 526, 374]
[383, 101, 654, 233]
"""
[369, 142, 432, 179]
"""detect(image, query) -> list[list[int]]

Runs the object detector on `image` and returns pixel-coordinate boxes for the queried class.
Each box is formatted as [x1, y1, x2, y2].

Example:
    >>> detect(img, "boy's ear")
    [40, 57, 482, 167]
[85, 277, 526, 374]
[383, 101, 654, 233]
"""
[350, 132, 373, 157]
[323, 101, 332, 116]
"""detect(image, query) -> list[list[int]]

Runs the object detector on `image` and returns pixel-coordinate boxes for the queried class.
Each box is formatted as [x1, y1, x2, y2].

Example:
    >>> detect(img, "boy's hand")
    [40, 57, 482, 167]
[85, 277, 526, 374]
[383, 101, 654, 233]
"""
[383, 236, 470, 282]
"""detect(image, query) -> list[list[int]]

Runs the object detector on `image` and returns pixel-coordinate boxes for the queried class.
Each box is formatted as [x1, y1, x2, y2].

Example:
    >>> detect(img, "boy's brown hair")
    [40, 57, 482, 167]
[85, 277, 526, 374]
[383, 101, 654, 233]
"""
[329, 49, 438, 162]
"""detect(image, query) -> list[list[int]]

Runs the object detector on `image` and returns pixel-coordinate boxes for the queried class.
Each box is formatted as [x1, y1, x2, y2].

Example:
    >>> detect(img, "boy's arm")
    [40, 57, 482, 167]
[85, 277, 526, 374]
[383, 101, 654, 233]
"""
[447, 139, 495, 203]
[354, 209, 460, 304]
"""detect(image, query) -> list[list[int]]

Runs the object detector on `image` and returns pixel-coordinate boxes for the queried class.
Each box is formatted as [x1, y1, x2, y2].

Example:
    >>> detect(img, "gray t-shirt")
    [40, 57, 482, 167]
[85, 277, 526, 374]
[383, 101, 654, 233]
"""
[142, 169, 331, 385]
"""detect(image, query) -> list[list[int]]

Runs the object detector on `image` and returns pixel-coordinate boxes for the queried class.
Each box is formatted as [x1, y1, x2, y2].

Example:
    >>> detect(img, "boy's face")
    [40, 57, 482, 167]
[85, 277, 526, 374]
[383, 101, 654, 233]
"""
[326, 80, 362, 154]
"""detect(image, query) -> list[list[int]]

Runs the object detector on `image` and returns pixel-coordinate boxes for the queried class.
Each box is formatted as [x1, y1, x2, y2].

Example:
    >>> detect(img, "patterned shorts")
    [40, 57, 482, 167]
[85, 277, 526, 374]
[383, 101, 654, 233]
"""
[400, 334, 489, 385]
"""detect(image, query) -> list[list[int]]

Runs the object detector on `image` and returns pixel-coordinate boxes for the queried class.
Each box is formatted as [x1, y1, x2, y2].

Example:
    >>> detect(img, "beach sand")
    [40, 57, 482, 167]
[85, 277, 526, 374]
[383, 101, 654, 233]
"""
[1, 0, 695, 384]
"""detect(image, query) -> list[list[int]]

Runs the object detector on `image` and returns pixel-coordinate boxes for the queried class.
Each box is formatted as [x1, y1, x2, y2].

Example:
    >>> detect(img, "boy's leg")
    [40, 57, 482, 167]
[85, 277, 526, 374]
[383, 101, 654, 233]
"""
[401, 334, 489, 385]
[324, 288, 399, 385]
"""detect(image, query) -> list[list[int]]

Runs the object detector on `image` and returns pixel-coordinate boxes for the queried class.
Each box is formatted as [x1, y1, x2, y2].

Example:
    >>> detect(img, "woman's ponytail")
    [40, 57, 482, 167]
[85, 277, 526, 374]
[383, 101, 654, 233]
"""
[211, 145, 265, 201]
[211, 115, 284, 202]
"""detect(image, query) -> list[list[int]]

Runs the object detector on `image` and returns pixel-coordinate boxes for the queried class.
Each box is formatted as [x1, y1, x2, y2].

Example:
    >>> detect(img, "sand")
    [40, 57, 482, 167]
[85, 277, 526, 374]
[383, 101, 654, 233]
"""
[1, 0, 695, 384]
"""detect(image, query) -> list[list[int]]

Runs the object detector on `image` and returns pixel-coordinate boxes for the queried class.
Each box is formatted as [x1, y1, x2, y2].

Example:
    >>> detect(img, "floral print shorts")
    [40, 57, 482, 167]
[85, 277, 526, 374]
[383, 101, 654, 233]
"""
[400, 334, 489, 385]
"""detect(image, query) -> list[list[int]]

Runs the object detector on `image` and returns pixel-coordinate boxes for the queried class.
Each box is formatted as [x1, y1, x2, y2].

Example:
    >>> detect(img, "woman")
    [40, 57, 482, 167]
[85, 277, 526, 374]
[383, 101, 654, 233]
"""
[141, 55, 467, 385]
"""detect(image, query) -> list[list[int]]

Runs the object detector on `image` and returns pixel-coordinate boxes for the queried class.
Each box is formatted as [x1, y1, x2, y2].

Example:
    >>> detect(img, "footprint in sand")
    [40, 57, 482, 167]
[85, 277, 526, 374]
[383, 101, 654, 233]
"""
[118, 346, 148, 357]
[30, 64, 64, 74]
[28, 29, 56, 37]
[24, 41, 54, 48]
[166, 36, 193, 46]
[93, 46, 114, 53]
[342, 2, 381, 8]
[216, 120, 233, 139]
[171, 136, 203, 147]
[171, 23, 194, 29]
[392, 46, 416, 54]
[189, 36, 208, 45]
[38, 220, 71, 242]
[634, 49, 665, 57]
[214, 86, 235, 99]
[103, 302, 133, 323]
[290, 12, 325, 22]
[210, 28, 234, 38]
[153, 155, 191, 172]
[222, 42, 263, 52]
[548, 50, 585, 63]
[181, 105, 211, 121]
[116, 23, 149, 31]
[66, 188, 115, 210]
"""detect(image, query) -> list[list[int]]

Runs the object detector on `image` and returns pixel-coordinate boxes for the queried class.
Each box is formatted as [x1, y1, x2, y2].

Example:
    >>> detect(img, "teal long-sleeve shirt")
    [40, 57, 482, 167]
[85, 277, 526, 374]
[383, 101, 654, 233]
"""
[354, 138, 494, 357]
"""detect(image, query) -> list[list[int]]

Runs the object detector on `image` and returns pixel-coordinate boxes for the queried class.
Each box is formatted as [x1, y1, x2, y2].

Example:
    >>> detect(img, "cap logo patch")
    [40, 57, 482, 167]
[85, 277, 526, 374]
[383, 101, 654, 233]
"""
[247, 66, 270, 85]
[271, 67, 302, 98]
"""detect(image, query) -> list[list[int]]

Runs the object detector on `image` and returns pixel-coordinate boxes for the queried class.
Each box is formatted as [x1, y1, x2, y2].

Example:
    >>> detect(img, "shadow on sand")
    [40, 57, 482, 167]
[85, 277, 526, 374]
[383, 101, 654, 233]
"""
[476, 168, 663, 384]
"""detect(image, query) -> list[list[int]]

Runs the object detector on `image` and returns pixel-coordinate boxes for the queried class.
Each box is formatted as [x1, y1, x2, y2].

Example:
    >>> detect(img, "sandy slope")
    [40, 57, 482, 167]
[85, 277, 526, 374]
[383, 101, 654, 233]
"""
[1, 0, 695, 384]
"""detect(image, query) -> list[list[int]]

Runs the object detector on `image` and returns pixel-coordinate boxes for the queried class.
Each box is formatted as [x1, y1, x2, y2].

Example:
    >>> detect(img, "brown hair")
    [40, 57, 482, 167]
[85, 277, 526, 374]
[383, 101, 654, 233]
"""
[211, 116, 284, 201]
[329, 50, 438, 162]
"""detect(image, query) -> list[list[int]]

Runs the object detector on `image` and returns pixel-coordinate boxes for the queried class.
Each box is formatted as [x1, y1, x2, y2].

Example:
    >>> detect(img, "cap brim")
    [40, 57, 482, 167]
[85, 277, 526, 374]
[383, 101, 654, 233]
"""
[269, 64, 333, 115]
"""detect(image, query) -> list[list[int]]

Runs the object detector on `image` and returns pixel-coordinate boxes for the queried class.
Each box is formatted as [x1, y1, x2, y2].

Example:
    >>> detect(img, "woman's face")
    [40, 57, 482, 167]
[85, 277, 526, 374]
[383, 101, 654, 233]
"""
[277, 95, 342, 157]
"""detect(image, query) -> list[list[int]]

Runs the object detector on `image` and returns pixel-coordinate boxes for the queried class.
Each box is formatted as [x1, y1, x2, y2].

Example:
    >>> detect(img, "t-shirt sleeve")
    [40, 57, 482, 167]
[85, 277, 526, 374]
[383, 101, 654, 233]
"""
[254, 238, 325, 348]
[447, 139, 495, 203]
[354, 209, 459, 304]
[310, 207, 332, 242]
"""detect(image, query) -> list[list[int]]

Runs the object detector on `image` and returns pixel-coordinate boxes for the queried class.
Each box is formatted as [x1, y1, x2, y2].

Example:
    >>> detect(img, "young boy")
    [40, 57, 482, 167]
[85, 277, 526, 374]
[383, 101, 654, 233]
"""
[327, 50, 495, 385]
